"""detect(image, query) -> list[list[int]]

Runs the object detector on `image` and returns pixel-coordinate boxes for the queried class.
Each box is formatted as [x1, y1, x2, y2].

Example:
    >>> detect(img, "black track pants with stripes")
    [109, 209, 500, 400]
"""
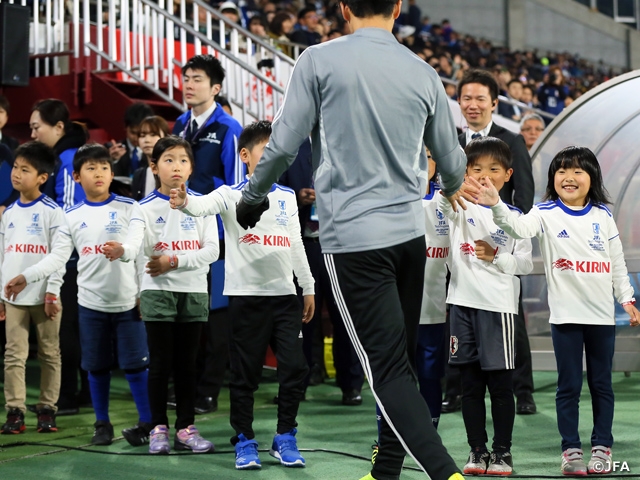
[324, 236, 460, 480]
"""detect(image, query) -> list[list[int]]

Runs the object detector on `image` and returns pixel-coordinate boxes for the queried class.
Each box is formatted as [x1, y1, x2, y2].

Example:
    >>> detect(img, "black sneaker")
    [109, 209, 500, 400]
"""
[486, 450, 514, 475]
[1, 408, 26, 434]
[342, 389, 363, 406]
[463, 447, 490, 475]
[36, 407, 58, 433]
[122, 422, 152, 446]
[91, 421, 114, 445]
[194, 396, 217, 415]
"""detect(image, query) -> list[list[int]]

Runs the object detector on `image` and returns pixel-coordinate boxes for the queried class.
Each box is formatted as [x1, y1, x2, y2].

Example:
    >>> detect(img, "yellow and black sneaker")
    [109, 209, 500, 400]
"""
[371, 440, 379, 465]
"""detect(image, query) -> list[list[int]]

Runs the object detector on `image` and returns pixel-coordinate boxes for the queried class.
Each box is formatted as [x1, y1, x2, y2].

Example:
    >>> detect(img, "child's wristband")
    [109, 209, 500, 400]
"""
[491, 247, 499, 264]
[169, 254, 178, 269]
[45, 297, 58, 304]
[622, 299, 636, 307]
[175, 195, 189, 210]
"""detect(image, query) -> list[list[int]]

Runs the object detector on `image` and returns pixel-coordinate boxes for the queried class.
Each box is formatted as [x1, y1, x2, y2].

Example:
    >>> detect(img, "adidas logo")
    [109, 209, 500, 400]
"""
[467, 218, 476, 227]
[80, 222, 88, 229]
[8, 222, 14, 228]
[557, 229, 570, 239]
[156, 216, 166, 224]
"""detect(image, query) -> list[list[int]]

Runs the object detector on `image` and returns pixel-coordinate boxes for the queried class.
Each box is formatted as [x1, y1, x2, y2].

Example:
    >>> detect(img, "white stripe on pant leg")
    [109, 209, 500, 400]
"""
[324, 253, 430, 476]
[502, 313, 509, 369]
[510, 314, 515, 370]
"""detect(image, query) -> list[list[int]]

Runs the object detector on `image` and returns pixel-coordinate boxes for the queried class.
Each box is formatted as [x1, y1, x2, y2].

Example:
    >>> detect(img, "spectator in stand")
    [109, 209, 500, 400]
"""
[498, 79, 524, 122]
[0, 95, 19, 152]
[219, 1, 241, 25]
[107, 102, 154, 179]
[248, 15, 268, 38]
[519, 113, 546, 152]
[327, 29, 342, 40]
[537, 66, 569, 121]
[521, 84, 535, 108]
[131, 116, 170, 201]
[289, 7, 322, 49]
[216, 95, 233, 116]
[269, 12, 295, 57]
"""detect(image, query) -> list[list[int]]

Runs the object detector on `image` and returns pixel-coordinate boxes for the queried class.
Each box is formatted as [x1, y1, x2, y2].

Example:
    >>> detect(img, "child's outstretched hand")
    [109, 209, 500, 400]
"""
[623, 303, 640, 327]
[467, 176, 500, 206]
[4, 275, 27, 302]
[103, 241, 124, 261]
[302, 295, 315, 323]
[170, 183, 187, 209]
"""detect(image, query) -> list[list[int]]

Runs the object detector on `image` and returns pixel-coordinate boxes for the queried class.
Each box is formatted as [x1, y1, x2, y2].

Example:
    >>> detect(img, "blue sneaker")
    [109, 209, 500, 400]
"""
[269, 428, 305, 467]
[235, 433, 261, 470]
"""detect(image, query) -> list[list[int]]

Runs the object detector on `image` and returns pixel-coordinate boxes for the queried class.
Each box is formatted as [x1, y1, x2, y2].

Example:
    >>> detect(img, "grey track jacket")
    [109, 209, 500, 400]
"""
[242, 27, 466, 254]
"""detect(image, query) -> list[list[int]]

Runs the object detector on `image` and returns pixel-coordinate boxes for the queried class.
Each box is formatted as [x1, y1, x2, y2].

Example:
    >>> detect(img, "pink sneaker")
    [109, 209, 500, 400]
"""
[149, 425, 170, 454]
[174, 425, 214, 453]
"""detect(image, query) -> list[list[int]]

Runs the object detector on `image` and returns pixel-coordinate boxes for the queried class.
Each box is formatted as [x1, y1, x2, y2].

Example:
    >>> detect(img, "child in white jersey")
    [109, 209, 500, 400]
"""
[440, 137, 533, 476]
[103, 136, 219, 455]
[0, 142, 64, 434]
[5, 144, 152, 447]
[170, 121, 314, 470]
[472, 145, 640, 476]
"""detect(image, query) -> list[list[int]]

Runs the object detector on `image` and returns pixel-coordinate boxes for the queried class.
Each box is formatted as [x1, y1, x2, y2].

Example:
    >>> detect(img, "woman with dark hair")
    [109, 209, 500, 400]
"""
[30, 98, 88, 210]
[29, 98, 89, 416]
[131, 116, 170, 201]
[268, 12, 294, 57]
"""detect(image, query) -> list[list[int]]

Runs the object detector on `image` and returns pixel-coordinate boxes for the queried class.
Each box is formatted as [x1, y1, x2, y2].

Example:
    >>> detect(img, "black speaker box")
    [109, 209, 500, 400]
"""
[0, 3, 30, 87]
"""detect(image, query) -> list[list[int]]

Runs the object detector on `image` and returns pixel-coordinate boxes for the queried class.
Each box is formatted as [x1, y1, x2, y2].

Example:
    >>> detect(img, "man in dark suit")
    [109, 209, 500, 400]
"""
[441, 69, 537, 415]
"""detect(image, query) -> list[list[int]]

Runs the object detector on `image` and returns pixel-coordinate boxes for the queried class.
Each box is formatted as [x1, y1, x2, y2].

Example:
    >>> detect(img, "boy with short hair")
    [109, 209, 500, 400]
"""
[4, 144, 152, 446]
[0, 141, 64, 434]
[438, 136, 533, 475]
[170, 120, 315, 470]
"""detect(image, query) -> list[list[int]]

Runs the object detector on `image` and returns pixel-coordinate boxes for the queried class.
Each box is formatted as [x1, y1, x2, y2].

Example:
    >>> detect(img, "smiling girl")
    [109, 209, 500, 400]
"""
[472, 146, 640, 476]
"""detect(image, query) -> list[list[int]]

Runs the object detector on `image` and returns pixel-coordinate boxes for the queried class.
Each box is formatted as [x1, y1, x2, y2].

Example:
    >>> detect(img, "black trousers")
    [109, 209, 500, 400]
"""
[445, 294, 534, 401]
[302, 238, 364, 392]
[145, 321, 202, 430]
[324, 236, 459, 480]
[460, 362, 515, 452]
[228, 295, 308, 441]
[58, 266, 88, 405]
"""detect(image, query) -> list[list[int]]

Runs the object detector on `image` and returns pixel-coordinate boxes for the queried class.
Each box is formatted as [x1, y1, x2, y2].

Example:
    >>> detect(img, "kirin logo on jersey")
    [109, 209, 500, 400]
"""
[5, 244, 47, 254]
[239, 234, 261, 245]
[450, 336, 459, 355]
[153, 242, 170, 252]
[460, 243, 475, 255]
[553, 258, 574, 271]
[553, 258, 611, 273]
[426, 247, 450, 259]
[81, 246, 94, 256]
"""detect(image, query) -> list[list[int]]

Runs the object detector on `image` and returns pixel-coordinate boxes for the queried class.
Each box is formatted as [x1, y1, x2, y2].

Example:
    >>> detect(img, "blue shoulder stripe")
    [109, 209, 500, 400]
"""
[5, 201, 16, 212]
[594, 204, 613, 217]
[232, 179, 249, 191]
[187, 189, 202, 196]
[42, 196, 60, 210]
[114, 195, 135, 204]
[65, 201, 85, 213]
[505, 203, 523, 214]
[274, 184, 295, 195]
[139, 192, 157, 205]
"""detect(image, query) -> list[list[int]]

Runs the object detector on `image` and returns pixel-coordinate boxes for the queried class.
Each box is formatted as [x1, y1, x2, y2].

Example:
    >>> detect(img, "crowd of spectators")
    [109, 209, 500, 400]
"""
[201, 0, 626, 119]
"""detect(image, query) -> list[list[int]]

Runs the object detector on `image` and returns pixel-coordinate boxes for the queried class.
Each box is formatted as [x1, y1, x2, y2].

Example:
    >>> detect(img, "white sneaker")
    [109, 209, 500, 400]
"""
[561, 448, 587, 476]
[588, 446, 612, 474]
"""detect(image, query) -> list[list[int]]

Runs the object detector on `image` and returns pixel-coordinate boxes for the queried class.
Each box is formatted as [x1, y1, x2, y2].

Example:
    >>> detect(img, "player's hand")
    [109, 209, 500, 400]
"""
[103, 241, 124, 261]
[5, 275, 27, 302]
[44, 293, 61, 320]
[170, 183, 187, 209]
[445, 179, 481, 212]
[623, 303, 640, 327]
[298, 188, 316, 206]
[474, 240, 496, 263]
[108, 140, 127, 162]
[146, 255, 173, 277]
[0, 303, 5, 321]
[302, 295, 315, 324]
[236, 197, 270, 230]
[467, 176, 500, 206]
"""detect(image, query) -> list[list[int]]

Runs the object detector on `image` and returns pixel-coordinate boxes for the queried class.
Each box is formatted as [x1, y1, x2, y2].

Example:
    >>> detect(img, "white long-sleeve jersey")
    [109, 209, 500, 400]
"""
[491, 199, 635, 325]
[120, 190, 219, 293]
[182, 180, 314, 297]
[439, 194, 533, 315]
[420, 183, 450, 325]
[0, 195, 65, 305]
[21, 194, 141, 313]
